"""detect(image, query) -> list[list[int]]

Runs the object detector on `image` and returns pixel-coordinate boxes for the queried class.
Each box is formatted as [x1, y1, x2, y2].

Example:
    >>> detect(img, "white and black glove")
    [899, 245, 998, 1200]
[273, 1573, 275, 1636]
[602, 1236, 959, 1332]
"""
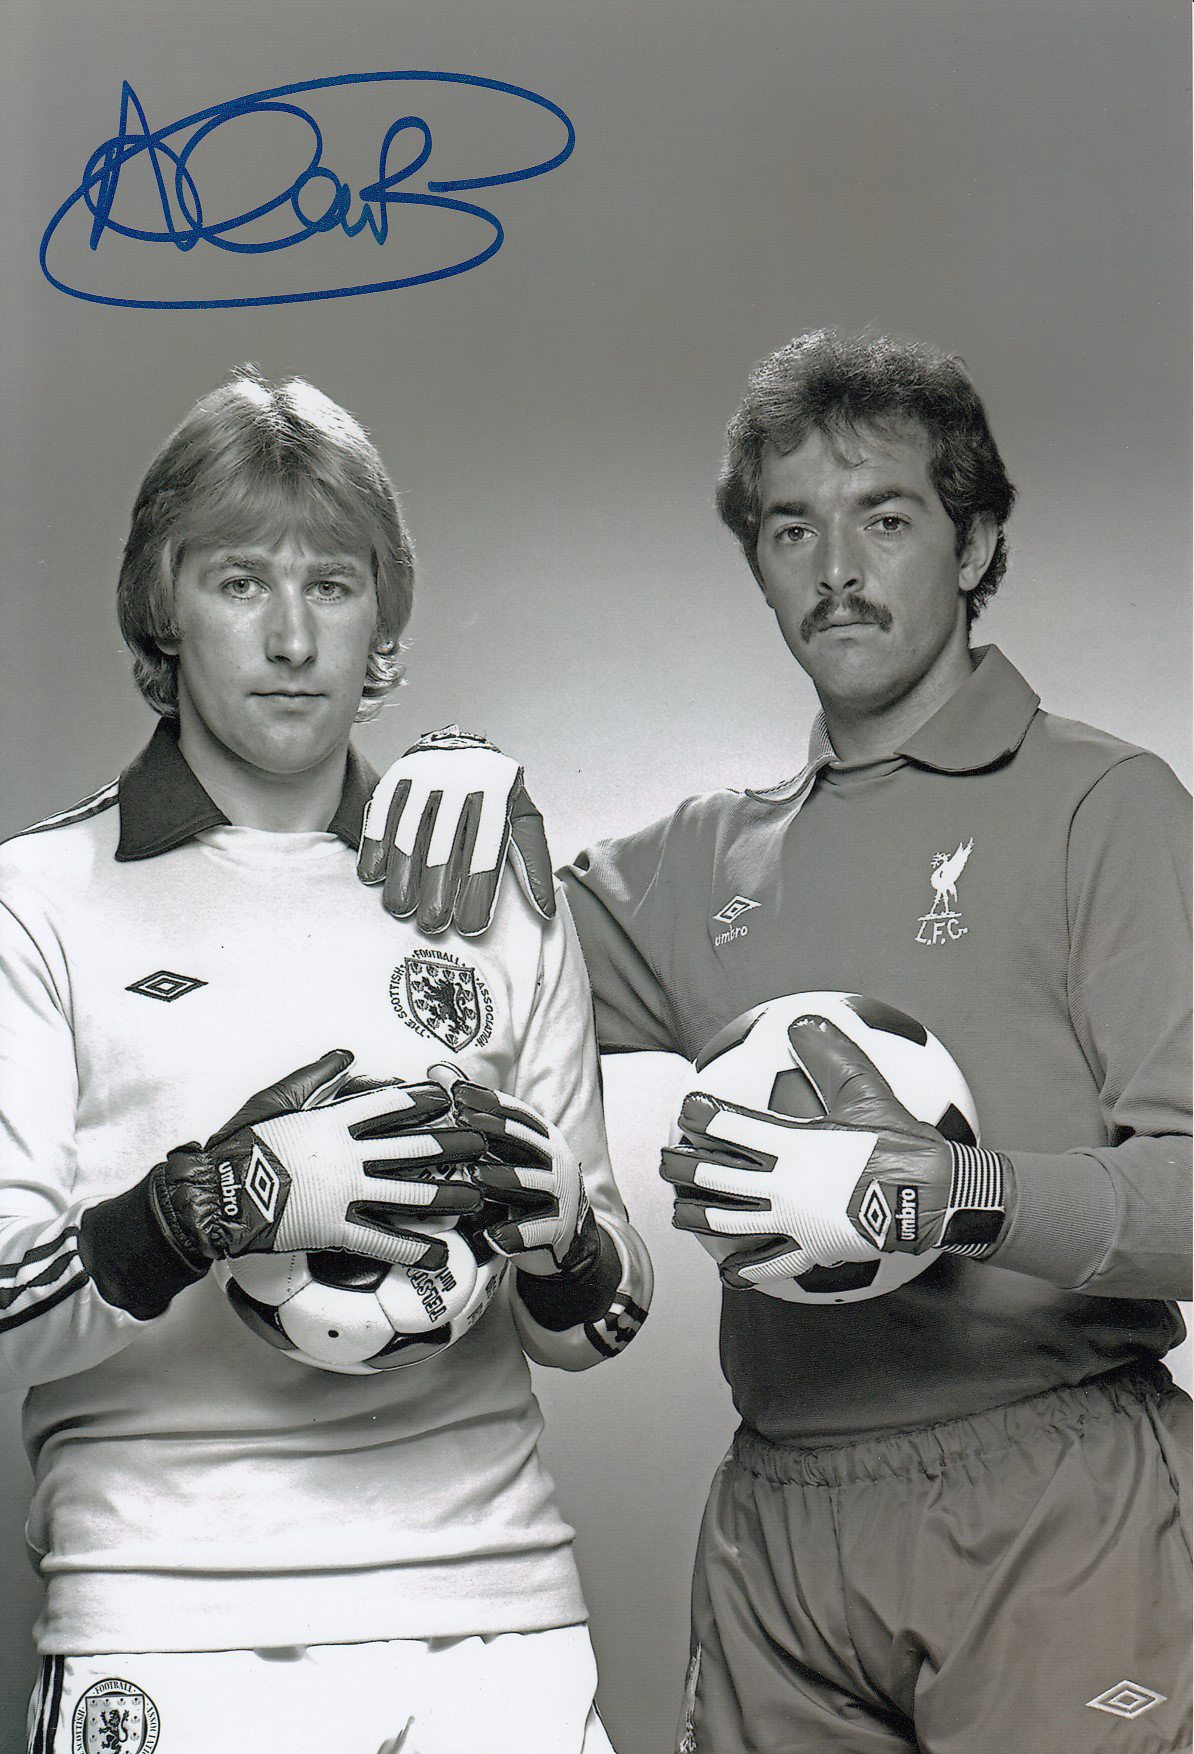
[448, 1079, 599, 1276]
[79, 1050, 486, 1318]
[662, 1015, 1009, 1290]
[438, 1073, 626, 1338]
[357, 727, 556, 937]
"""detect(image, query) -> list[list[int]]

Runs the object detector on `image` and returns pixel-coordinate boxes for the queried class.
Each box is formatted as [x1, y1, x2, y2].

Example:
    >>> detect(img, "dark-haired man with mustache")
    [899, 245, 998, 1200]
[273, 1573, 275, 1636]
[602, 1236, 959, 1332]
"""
[359, 329, 1192, 1753]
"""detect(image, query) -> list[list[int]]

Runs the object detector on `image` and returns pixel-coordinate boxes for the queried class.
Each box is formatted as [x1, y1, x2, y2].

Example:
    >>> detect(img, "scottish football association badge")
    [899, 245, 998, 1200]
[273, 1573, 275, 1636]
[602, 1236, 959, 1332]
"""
[915, 839, 973, 946]
[73, 1677, 160, 1754]
[390, 949, 494, 1050]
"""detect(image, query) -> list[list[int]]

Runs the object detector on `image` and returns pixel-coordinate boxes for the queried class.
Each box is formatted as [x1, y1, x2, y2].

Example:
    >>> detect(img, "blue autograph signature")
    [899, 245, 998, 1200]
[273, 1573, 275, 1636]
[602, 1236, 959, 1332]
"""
[39, 72, 575, 310]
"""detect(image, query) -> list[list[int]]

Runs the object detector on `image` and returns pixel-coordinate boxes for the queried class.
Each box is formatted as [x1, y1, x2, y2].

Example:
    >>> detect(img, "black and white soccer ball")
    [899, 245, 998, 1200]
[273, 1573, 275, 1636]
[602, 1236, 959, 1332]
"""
[685, 990, 980, 1304]
[217, 1213, 507, 1375]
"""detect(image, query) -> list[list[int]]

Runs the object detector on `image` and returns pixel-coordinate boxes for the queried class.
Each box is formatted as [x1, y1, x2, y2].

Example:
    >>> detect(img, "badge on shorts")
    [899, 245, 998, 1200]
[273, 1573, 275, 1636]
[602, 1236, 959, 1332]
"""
[73, 1677, 160, 1754]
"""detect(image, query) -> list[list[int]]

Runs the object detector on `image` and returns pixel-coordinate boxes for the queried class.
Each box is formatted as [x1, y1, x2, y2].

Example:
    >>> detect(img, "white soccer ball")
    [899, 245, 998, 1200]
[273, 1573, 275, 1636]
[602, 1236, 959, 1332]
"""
[684, 990, 980, 1304]
[218, 1214, 507, 1374]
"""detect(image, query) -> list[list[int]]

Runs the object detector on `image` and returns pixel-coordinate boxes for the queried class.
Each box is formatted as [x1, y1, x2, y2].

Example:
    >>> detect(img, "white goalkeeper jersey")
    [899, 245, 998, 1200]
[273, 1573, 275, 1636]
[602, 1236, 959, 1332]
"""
[0, 721, 643, 1656]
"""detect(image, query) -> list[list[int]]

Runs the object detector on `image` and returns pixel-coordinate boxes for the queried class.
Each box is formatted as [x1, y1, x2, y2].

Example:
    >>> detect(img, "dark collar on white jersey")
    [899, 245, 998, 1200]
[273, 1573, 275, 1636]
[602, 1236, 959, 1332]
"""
[115, 718, 378, 862]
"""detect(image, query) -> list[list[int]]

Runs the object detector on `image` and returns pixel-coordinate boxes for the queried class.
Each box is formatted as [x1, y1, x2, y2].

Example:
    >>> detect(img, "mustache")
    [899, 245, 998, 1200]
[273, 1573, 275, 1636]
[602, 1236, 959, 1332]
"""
[800, 595, 893, 642]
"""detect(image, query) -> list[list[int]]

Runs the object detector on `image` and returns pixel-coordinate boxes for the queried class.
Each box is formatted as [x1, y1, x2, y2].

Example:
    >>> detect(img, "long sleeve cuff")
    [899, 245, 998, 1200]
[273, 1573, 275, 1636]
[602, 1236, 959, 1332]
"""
[78, 1177, 208, 1320]
[987, 1149, 1118, 1289]
[514, 1225, 623, 1331]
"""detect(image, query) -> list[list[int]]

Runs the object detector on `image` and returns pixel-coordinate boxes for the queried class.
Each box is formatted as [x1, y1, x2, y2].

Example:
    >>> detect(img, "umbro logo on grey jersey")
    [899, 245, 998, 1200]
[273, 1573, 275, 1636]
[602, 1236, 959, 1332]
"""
[712, 895, 760, 925]
[711, 895, 760, 950]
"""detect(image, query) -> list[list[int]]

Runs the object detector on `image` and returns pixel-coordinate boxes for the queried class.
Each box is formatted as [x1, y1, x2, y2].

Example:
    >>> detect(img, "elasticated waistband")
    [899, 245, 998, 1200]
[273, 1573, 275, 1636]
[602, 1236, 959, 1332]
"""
[731, 1361, 1185, 1488]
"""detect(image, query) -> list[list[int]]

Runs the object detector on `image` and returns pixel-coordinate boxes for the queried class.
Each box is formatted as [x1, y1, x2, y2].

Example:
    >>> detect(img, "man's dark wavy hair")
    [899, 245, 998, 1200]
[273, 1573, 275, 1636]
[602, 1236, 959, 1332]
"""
[716, 329, 1016, 626]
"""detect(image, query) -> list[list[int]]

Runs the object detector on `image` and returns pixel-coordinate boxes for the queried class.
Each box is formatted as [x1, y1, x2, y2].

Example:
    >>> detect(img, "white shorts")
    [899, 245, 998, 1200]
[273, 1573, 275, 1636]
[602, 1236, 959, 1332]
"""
[28, 1626, 615, 1754]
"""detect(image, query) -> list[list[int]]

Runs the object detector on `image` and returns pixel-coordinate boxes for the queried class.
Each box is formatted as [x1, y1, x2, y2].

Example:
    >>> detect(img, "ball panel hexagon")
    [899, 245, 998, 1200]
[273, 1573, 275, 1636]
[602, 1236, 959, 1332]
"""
[222, 1251, 312, 1304]
[223, 1276, 299, 1351]
[277, 1277, 399, 1365]
[307, 1250, 392, 1292]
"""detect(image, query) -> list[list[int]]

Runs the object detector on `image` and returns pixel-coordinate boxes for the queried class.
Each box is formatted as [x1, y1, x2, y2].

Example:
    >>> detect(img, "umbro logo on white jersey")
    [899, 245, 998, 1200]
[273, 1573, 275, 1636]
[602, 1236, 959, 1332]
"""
[126, 969, 207, 1003]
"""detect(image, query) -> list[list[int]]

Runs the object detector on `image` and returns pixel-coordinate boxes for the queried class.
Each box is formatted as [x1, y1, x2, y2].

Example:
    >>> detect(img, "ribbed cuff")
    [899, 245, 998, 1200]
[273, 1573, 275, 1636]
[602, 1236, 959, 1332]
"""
[515, 1226, 622, 1332]
[938, 1144, 1008, 1255]
[78, 1175, 208, 1319]
[987, 1149, 1118, 1288]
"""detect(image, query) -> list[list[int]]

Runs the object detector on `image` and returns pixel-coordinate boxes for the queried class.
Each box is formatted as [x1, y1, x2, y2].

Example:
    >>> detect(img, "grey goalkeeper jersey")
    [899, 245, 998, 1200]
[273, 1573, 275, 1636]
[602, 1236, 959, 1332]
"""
[562, 647, 1191, 1443]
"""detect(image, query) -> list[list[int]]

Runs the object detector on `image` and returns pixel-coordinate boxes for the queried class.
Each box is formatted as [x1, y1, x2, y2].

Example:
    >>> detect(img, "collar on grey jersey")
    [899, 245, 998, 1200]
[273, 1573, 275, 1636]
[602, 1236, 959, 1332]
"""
[895, 645, 1040, 773]
[746, 714, 837, 806]
[747, 645, 1039, 808]
[115, 717, 379, 862]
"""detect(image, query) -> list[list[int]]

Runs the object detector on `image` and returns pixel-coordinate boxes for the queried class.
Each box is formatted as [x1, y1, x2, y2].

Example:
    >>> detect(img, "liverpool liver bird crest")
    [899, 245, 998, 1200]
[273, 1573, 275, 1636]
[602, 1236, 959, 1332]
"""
[928, 839, 974, 916]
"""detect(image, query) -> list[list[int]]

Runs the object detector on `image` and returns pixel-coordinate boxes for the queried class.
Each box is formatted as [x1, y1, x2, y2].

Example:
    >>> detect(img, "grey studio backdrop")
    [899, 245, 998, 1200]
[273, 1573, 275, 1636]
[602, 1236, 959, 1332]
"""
[0, 3, 1190, 1750]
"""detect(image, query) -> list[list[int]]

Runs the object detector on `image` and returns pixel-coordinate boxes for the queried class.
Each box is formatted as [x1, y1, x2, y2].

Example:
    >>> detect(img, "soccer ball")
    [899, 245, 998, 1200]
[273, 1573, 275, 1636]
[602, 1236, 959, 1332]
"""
[683, 990, 979, 1304]
[217, 1215, 507, 1375]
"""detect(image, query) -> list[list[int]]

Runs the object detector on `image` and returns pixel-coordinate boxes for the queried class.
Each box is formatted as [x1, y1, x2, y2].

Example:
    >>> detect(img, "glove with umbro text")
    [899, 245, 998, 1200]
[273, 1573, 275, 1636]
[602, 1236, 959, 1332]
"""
[79, 1049, 487, 1319]
[662, 1015, 1010, 1290]
[357, 727, 556, 938]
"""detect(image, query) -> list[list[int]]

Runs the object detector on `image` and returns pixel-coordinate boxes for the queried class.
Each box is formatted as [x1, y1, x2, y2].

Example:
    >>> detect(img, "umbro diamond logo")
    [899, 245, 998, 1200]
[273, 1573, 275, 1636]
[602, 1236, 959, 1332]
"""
[857, 1180, 893, 1249]
[126, 970, 207, 1003]
[1086, 1681, 1166, 1720]
[243, 1145, 283, 1224]
[712, 895, 760, 925]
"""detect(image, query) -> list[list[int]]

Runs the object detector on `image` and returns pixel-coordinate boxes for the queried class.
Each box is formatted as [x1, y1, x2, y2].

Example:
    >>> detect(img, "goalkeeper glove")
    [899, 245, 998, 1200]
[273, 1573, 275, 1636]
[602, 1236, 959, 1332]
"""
[662, 1014, 1008, 1290]
[357, 727, 556, 937]
[79, 1050, 486, 1318]
[437, 1071, 624, 1336]
[447, 1078, 600, 1279]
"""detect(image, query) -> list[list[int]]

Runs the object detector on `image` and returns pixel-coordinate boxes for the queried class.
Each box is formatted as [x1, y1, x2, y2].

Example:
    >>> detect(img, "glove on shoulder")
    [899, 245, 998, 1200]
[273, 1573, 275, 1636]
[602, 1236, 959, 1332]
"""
[357, 727, 556, 937]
